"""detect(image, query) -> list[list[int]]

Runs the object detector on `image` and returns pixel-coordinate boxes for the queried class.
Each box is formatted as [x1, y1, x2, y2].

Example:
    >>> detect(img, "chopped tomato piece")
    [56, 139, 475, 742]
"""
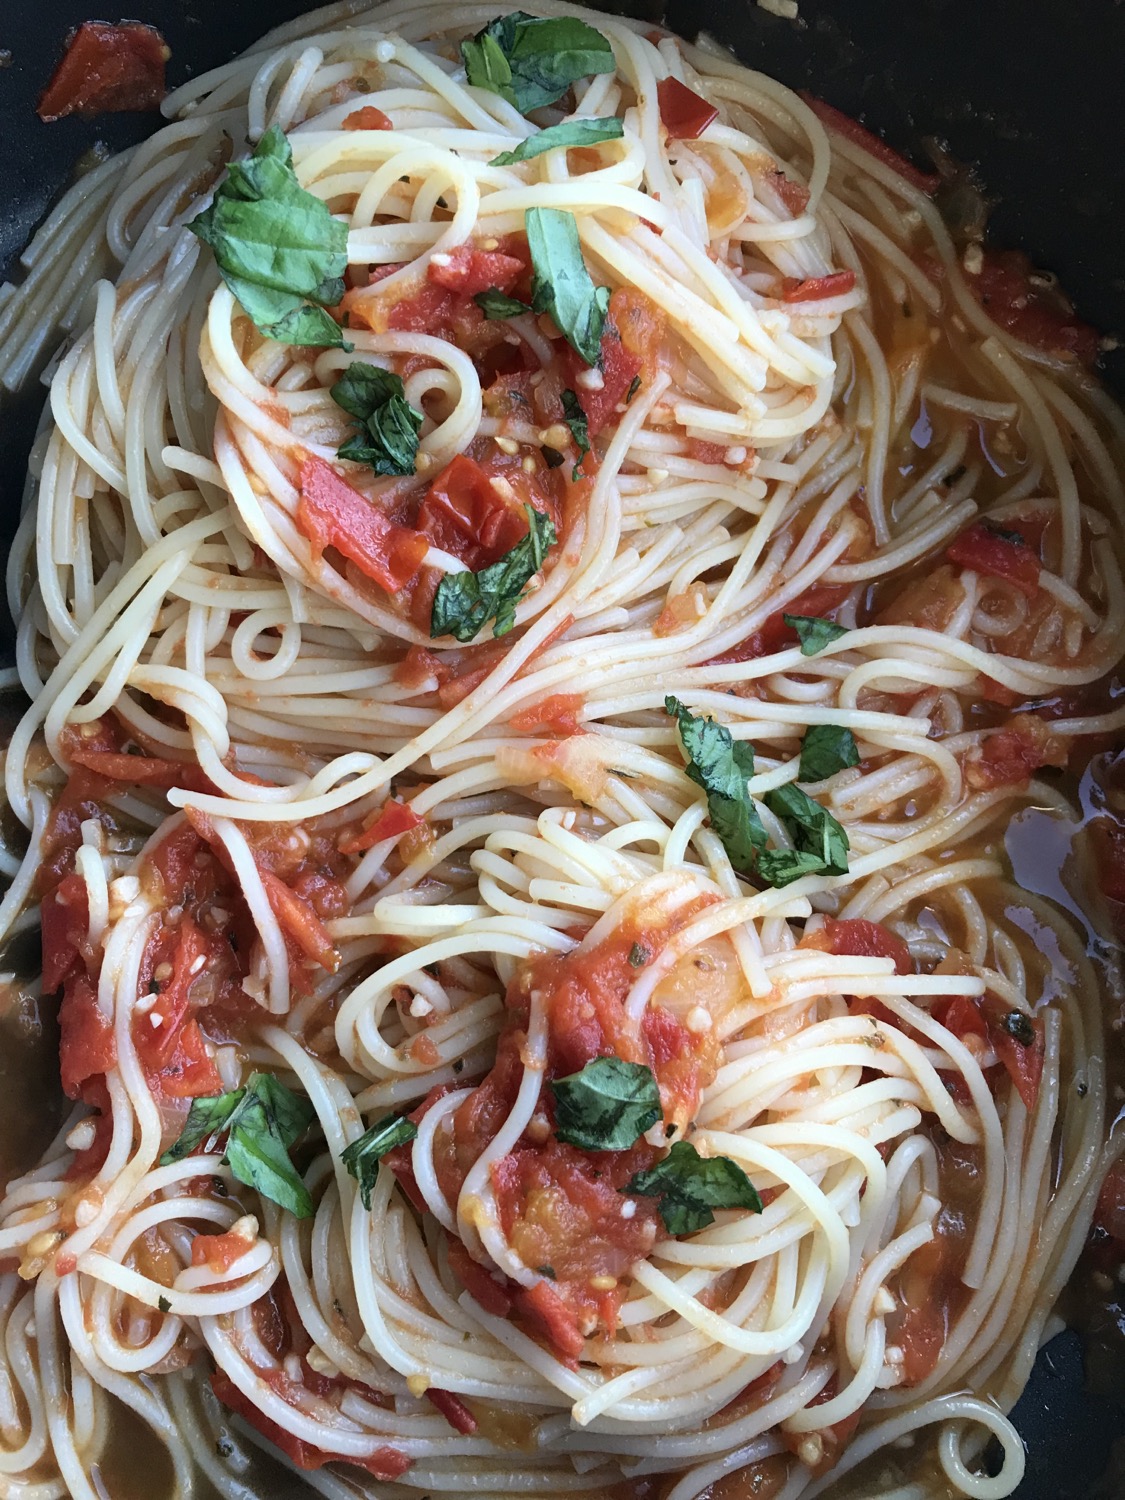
[260, 870, 340, 973]
[136, 916, 212, 1064]
[946, 522, 1040, 598]
[416, 452, 531, 569]
[147, 1019, 222, 1099]
[65, 745, 215, 793]
[210, 1372, 411, 1479]
[780, 270, 857, 302]
[68, 1077, 114, 1178]
[657, 77, 718, 139]
[980, 997, 1045, 1114]
[41, 872, 90, 993]
[512, 1279, 586, 1362]
[966, 713, 1069, 791]
[967, 249, 1099, 368]
[561, 314, 643, 437]
[708, 585, 848, 665]
[510, 694, 585, 736]
[339, 798, 424, 855]
[770, 170, 810, 215]
[192, 1228, 255, 1274]
[799, 94, 940, 195]
[297, 456, 429, 593]
[428, 243, 526, 297]
[426, 1388, 478, 1434]
[38, 22, 168, 121]
[932, 994, 988, 1041]
[342, 105, 393, 130]
[59, 970, 116, 1099]
[801, 917, 914, 976]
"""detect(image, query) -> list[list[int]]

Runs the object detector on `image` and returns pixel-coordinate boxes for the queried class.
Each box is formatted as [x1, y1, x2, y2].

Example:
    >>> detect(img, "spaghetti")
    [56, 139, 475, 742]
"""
[0, 3, 1122, 1498]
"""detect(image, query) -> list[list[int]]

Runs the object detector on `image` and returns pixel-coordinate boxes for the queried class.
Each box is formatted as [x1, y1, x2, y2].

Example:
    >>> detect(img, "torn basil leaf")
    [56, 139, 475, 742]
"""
[331, 362, 422, 476]
[757, 783, 850, 888]
[341, 1114, 419, 1210]
[189, 126, 351, 350]
[783, 613, 847, 657]
[159, 1073, 316, 1219]
[561, 388, 590, 477]
[623, 1140, 763, 1235]
[475, 287, 533, 319]
[462, 12, 616, 116]
[491, 117, 624, 166]
[798, 724, 859, 783]
[551, 1057, 661, 1151]
[431, 504, 556, 642]
[665, 696, 766, 874]
[526, 206, 610, 366]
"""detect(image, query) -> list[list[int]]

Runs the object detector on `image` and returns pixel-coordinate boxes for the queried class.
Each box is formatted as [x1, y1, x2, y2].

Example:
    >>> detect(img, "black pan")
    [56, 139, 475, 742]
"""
[1, 2, 1123, 1495]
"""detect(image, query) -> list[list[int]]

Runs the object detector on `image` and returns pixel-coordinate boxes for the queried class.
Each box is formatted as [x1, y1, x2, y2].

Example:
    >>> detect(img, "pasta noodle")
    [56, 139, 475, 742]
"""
[0, 4, 1122, 1498]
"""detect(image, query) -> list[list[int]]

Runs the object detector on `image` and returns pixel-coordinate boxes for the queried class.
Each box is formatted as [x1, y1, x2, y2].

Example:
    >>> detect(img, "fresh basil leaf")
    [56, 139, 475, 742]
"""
[474, 287, 533, 319]
[341, 1114, 419, 1210]
[551, 1057, 661, 1151]
[759, 783, 850, 888]
[189, 125, 351, 349]
[526, 206, 610, 367]
[159, 1073, 316, 1218]
[490, 117, 624, 166]
[331, 362, 422, 476]
[561, 388, 590, 478]
[783, 613, 847, 657]
[665, 696, 766, 873]
[462, 12, 616, 115]
[623, 1140, 762, 1235]
[157, 1295, 171, 1313]
[431, 504, 556, 642]
[224, 1096, 314, 1220]
[798, 724, 859, 783]
[159, 1089, 244, 1165]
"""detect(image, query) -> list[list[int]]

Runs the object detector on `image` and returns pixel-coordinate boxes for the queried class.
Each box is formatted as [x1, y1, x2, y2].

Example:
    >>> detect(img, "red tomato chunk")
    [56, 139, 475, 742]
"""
[297, 455, 429, 592]
[657, 77, 718, 140]
[38, 22, 169, 121]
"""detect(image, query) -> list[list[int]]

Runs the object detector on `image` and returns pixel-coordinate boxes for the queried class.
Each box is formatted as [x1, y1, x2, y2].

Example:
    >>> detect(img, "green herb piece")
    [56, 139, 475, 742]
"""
[756, 783, 850, 888]
[462, 12, 616, 115]
[331, 362, 422, 475]
[798, 724, 859, 783]
[474, 287, 533, 319]
[526, 206, 609, 366]
[665, 696, 766, 874]
[157, 1295, 172, 1314]
[783, 613, 847, 657]
[536, 1265, 557, 1279]
[189, 126, 351, 349]
[983, 521, 1027, 546]
[431, 504, 555, 642]
[999, 1010, 1036, 1046]
[628, 942, 650, 968]
[159, 1073, 317, 1219]
[551, 1057, 661, 1151]
[623, 1140, 763, 1235]
[625, 373, 641, 404]
[341, 1114, 419, 1210]
[561, 388, 590, 478]
[491, 117, 624, 165]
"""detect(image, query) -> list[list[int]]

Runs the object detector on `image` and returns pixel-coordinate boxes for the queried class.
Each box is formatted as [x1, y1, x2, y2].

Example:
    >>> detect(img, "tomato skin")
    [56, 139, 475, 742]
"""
[64, 745, 215, 793]
[799, 93, 940, 195]
[425, 1388, 478, 1435]
[147, 1019, 222, 1099]
[946, 522, 1040, 598]
[209, 1371, 411, 1479]
[68, 1077, 114, 1178]
[342, 105, 393, 130]
[657, 77, 718, 139]
[932, 994, 988, 1041]
[59, 971, 116, 1100]
[260, 870, 340, 973]
[966, 713, 1069, 791]
[934, 994, 1044, 1113]
[428, 244, 526, 297]
[445, 1237, 513, 1316]
[780, 271, 857, 302]
[297, 456, 429, 593]
[339, 798, 423, 855]
[968, 249, 1099, 367]
[38, 22, 168, 122]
